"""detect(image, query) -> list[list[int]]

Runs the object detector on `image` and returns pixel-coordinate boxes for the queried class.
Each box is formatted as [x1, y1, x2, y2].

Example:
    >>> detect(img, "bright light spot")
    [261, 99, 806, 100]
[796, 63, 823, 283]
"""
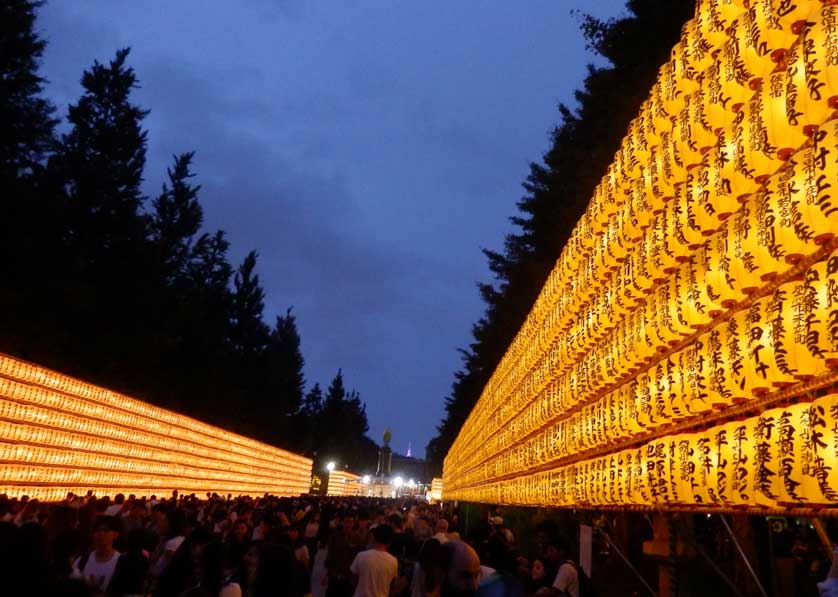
[393, 476, 404, 488]
[408, 479, 416, 488]
[362, 475, 371, 484]
[326, 461, 336, 472]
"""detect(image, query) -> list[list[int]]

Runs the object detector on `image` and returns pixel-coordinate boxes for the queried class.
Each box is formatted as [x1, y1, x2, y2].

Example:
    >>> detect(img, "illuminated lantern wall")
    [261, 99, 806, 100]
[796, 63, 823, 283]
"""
[0, 354, 312, 501]
[326, 471, 363, 496]
[443, 0, 838, 513]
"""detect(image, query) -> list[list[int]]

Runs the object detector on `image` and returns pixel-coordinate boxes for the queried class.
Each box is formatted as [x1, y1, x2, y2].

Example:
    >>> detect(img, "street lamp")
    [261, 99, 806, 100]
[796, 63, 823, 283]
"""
[326, 461, 336, 472]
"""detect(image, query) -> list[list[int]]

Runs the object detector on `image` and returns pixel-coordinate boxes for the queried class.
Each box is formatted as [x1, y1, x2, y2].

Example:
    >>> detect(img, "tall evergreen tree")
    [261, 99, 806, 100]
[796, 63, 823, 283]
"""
[152, 152, 203, 282]
[0, 0, 56, 182]
[230, 251, 269, 356]
[0, 0, 58, 361]
[265, 308, 306, 415]
[58, 48, 149, 265]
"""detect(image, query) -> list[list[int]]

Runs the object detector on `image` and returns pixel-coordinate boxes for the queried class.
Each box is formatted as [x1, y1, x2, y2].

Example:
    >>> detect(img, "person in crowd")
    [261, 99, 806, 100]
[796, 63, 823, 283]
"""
[73, 516, 122, 596]
[433, 519, 450, 545]
[104, 495, 126, 517]
[438, 541, 482, 597]
[108, 527, 149, 597]
[226, 519, 251, 570]
[527, 558, 556, 596]
[311, 527, 331, 597]
[154, 527, 214, 597]
[350, 523, 398, 597]
[326, 513, 355, 597]
[410, 538, 441, 597]
[547, 538, 578, 597]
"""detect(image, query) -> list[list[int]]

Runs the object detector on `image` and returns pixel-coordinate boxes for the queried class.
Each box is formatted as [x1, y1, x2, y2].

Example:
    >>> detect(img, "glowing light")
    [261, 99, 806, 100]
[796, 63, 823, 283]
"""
[0, 354, 312, 501]
[325, 461, 336, 472]
[393, 476, 404, 488]
[442, 1, 838, 512]
[362, 475, 371, 484]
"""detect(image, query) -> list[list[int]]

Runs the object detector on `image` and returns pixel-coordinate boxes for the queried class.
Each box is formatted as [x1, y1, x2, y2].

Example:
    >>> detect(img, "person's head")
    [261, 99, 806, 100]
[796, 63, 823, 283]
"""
[436, 519, 449, 535]
[342, 513, 356, 533]
[114, 493, 125, 505]
[372, 523, 393, 547]
[544, 537, 570, 565]
[388, 513, 403, 531]
[231, 520, 249, 542]
[92, 516, 120, 554]
[439, 540, 481, 597]
[164, 508, 187, 539]
[415, 516, 432, 540]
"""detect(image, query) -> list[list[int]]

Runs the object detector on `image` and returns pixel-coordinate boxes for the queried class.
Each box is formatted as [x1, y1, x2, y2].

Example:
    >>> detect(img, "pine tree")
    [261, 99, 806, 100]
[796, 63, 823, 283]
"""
[58, 48, 149, 266]
[230, 251, 269, 356]
[152, 152, 203, 282]
[0, 0, 56, 183]
[0, 0, 60, 362]
[265, 308, 306, 415]
[302, 383, 324, 415]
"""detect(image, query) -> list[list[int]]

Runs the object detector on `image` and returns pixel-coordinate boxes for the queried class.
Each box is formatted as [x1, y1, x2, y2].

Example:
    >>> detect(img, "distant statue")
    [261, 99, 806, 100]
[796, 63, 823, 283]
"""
[378, 429, 393, 476]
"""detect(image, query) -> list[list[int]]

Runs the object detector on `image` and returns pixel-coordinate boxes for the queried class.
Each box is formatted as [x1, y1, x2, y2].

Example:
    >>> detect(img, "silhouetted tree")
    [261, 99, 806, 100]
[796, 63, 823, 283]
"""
[0, 0, 59, 361]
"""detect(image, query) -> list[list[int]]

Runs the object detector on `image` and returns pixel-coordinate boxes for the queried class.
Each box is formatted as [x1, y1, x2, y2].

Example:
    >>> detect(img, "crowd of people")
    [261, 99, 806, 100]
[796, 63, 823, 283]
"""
[0, 492, 586, 597]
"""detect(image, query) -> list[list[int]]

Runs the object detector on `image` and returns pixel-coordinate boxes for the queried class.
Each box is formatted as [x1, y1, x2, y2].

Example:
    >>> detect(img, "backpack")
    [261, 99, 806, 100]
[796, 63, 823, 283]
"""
[563, 560, 597, 597]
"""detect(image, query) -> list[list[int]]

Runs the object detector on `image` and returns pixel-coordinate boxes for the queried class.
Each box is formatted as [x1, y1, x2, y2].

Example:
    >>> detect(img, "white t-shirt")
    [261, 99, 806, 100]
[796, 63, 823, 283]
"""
[74, 551, 120, 594]
[553, 562, 579, 597]
[165, 535, 185, 553]
[350, 548, 398, 597]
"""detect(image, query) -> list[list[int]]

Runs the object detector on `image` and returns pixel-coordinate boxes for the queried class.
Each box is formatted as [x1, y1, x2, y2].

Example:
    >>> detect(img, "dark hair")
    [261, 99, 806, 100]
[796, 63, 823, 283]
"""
[419, 538, 442, 592]
[165, 508, 186, 538]
[372, 524, 393, 546]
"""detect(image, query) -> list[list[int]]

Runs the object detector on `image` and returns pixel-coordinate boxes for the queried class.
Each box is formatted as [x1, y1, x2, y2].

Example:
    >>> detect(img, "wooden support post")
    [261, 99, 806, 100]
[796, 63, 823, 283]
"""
[642, 513, 687, 597]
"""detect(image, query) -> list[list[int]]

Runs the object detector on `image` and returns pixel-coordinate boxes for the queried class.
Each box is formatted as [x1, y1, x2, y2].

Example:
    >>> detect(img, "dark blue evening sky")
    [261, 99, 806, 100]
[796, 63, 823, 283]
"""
[38, 0, 627, 460]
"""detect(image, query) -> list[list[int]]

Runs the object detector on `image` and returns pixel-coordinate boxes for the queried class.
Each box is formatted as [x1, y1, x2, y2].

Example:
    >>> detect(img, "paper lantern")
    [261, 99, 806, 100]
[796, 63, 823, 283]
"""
[716, 32, 761, 114]
[790, 120, 838, 246]
[726, 418, 759, 506]
[737, 74, 805, 181]
[809, 394, 838, 503]
[695, 0, 747, 48]
[785, 6, 838, 136]
[680, 337, 714, 416]
[724, 307, 755, 403]
[673, 94, 710, 168]
[673, 178, 711, 250]
[807, 254, 838, 370]
[736, 0, 799, 69]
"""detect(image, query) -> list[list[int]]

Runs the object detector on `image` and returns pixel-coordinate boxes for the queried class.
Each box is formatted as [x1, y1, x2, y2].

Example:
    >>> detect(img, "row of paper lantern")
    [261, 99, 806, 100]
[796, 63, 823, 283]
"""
[468, 0, 837, 426]
[484, 10, 837, 417]
[0, 441, 311, 489]
[0, 397, 309, 479]
[0, 354, 310, 469]
[446, 111, 838, 474]
[0, 421, 309, 484]
[444, 393, 838, 509]
[0, 464, 309, 498]
[476, 0, 821, 395]
[444, 250, 838, 485]
[446, 0, 835, 476]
